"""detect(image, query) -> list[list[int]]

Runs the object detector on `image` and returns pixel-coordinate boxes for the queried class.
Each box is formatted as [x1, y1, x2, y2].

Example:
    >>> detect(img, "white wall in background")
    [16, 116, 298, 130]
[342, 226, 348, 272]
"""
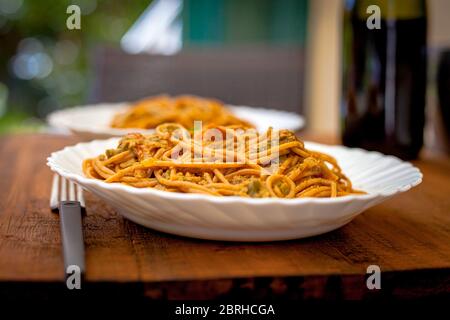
[121, 0, 182, 55]
[304, 0, 342, 136]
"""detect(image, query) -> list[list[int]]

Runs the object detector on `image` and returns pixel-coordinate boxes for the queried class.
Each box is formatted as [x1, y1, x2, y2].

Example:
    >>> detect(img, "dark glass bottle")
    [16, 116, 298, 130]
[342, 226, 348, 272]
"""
[341, 0, 427, 159]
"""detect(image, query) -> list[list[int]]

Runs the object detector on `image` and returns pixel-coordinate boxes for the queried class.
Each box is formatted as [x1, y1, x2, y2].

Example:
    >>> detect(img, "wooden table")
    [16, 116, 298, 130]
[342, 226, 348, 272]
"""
[1, 134, 449, 301]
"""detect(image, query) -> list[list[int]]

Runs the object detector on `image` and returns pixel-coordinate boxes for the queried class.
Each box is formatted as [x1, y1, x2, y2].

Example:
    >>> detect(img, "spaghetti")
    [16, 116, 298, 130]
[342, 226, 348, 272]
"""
[83, 124, 364, 198]
[110, 95, 253, 130]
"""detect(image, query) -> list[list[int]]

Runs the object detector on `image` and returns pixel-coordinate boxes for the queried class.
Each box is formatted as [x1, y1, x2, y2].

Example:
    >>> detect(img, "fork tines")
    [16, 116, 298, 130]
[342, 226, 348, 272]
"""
[50, 174, 85, 211]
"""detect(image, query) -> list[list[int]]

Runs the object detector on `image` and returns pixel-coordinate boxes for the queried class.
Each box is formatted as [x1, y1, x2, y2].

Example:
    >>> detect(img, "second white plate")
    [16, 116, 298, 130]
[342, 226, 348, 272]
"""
[48, 103, 305, 139]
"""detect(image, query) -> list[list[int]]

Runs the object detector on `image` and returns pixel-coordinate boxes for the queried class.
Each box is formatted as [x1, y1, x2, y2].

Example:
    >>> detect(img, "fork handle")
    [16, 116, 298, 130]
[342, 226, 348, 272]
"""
[60, 201, 85, 275]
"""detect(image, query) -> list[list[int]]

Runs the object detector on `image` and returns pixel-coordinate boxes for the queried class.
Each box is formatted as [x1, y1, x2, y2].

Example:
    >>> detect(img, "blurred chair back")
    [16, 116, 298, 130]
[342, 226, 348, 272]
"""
[89, 47, 304, 113]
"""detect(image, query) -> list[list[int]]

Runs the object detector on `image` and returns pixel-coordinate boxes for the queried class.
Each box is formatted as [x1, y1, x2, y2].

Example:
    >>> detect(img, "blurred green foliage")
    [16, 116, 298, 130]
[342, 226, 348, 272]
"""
[0, 0, 308, 134]
[0, 0, 150, 133]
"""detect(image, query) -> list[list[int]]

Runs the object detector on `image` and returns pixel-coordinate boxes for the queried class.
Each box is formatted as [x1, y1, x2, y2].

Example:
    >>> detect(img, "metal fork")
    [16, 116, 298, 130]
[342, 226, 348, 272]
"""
[50, 174, 86, 275]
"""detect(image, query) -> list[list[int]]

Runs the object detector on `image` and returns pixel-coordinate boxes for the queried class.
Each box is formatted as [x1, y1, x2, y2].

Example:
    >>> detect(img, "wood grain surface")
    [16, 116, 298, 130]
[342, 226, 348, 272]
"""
[0, 134, 449, 300]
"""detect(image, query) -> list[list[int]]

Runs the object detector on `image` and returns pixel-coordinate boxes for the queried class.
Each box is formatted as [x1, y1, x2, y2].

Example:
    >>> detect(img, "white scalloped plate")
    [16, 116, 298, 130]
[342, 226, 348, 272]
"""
[47, 139, 422, 241]
[47, 103, 305, 139]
